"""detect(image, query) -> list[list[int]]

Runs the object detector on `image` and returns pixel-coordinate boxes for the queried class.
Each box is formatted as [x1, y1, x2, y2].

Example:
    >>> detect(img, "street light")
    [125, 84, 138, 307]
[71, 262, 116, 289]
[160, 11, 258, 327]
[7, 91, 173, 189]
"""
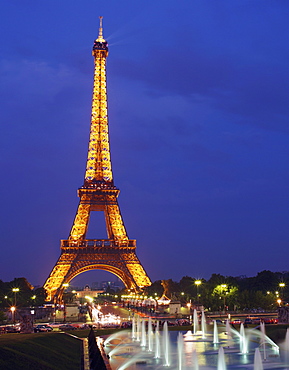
[12, 288, 19, 306]
[62, 283, 69, 323]
[195, 280, 202, 304]
[10, 306, 16, 323]
[221, 284, 227, 313]
[279, 283, 285, 299]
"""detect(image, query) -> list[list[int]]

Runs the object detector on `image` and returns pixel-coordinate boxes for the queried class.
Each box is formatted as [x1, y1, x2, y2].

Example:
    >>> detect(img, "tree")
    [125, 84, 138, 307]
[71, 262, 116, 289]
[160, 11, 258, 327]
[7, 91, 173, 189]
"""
[238, 270, 279, 293]
[144, 280, 163, 297]
[179, 276, 195, 295]
[210, 284, 238, 311]
[0, 310, 7, 324]
[238, 290, 276, 310]
[33, 287, 47, 306]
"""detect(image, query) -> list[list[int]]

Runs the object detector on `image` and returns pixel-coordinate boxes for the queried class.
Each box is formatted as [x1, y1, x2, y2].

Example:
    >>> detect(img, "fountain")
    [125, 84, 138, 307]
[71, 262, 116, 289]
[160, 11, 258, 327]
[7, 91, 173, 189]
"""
[254, 347, 263, 370]
[193, 309, 199, 334]
[191, 349, 199, 370]
[201, 311, 206, 339]
[284, 327, 289, 365]
[239, 322, 248, 354]
[217, 347, 226, 370]
[260, 321, 267, 360]
[104, 316, 284, 370]
[147, 317, 153, 352]
[178, 332, 184, 370]
[213, 320, 219, 344]
[131, 316, 136, 339]
[141, 319, 146, 347]
[225, 319, 234, 348]
[136, 315, 141, 342]
[163, 321, 171, 366]
[155, 326, 161, 359]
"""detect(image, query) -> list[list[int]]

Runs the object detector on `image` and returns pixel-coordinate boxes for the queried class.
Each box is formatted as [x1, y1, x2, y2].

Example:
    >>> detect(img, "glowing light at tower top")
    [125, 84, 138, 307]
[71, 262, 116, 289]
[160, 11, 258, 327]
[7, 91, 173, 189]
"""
[96, 16, 105, 43]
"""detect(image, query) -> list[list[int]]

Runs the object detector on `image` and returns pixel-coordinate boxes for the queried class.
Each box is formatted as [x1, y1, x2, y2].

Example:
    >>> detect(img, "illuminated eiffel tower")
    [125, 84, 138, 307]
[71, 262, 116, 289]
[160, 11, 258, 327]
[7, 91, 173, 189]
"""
[44, 18, 151, 302]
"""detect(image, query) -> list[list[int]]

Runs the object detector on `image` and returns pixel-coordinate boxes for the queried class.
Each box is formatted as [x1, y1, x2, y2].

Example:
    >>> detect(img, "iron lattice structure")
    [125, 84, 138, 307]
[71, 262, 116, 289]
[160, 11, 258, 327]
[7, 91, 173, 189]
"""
[44, 18, 151, 302]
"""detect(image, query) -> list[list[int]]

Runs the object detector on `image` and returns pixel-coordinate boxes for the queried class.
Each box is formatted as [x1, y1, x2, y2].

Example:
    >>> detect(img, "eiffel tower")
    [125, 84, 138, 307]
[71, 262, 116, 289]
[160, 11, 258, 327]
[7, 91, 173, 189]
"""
[44, 18, 151, 302]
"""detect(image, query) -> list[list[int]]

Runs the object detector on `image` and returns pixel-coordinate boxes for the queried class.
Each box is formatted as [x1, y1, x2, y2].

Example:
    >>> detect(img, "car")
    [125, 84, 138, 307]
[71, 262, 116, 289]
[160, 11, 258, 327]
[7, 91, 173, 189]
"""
[244, 317, 261, 325]
[79, 324, 91, 330]
[0, 326, 6, 334]
[215, 319, 223, 324]
[48, 322, 63, 328]
[244, 318, 252, 325]
[231, 319, 243, 325]
[34, 324, 53, 332]
[166, 321, 176, 326]
[59, 324, 77, 331]
[5, 325, 20, 333]
[121, 321, 132, 328]
[262, 317, 278, 324]
[176, 319, 191, 326]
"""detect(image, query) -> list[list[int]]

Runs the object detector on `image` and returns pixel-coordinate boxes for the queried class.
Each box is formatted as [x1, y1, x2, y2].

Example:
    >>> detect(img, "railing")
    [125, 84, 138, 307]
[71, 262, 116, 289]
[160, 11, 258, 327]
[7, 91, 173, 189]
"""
[61, 239, 136, 250]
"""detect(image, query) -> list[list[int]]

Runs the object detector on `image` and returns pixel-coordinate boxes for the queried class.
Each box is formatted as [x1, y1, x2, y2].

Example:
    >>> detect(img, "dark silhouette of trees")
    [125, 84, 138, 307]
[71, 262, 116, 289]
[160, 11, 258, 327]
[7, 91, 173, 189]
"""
[0, 278, 46, 309]
[145, 270, 288, 311]
[0, 269, 287, 314]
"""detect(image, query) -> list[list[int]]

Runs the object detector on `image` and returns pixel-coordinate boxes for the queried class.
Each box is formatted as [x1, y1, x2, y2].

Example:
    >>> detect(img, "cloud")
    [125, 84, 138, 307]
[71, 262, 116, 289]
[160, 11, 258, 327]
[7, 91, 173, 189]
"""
[110, 40, 289, 134]
[0, 58, 90, 110]
[0, 58, 90, 153]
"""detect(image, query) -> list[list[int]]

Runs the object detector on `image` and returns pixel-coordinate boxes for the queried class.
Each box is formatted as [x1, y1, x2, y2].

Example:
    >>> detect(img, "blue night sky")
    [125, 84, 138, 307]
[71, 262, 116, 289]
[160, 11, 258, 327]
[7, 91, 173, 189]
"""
[1, 1, 289, 288]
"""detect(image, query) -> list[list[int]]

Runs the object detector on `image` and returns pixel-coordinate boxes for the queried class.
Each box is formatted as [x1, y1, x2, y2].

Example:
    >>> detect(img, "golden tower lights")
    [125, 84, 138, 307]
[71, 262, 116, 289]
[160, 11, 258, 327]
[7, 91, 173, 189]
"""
[44, 18, 151, 302]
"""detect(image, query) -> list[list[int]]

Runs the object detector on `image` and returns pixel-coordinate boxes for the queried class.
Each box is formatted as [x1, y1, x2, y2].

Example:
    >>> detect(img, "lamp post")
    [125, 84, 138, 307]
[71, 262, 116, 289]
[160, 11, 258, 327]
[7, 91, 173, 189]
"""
[221, 284, 227, 313]
[195, 280, 202, 304]
[279, 283, 285, 300]
[12, 288, 19, 306]
[62, 283, 69, 323]
[30, 295, 36, 323]
[10, 306, 16, 323]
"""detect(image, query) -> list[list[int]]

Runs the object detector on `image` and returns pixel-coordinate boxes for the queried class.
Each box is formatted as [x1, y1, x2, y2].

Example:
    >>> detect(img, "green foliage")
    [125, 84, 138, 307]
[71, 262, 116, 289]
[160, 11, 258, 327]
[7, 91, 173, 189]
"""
[0, 310, 7, 324]
[237, 290, 276, 310]
[63, 292, 75, 304]
[0, 269, 287, 313]
[143, 280, 164, 297]
[179, 276, 195, 294]
[0, 278, 46, 309]
[33, 287, 47, 306]
[239, 270, 280, 293]
[144, 270, 288, 311]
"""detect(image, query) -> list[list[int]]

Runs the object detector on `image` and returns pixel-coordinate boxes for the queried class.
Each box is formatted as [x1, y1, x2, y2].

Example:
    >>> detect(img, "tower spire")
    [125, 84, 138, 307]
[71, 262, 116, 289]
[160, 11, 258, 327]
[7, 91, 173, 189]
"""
[96, 16, 105, 42]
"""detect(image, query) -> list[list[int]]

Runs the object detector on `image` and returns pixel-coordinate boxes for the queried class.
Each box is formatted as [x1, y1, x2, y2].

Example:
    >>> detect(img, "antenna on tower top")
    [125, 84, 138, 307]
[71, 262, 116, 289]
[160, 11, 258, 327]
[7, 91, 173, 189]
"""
[96, 16, 105, 42]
